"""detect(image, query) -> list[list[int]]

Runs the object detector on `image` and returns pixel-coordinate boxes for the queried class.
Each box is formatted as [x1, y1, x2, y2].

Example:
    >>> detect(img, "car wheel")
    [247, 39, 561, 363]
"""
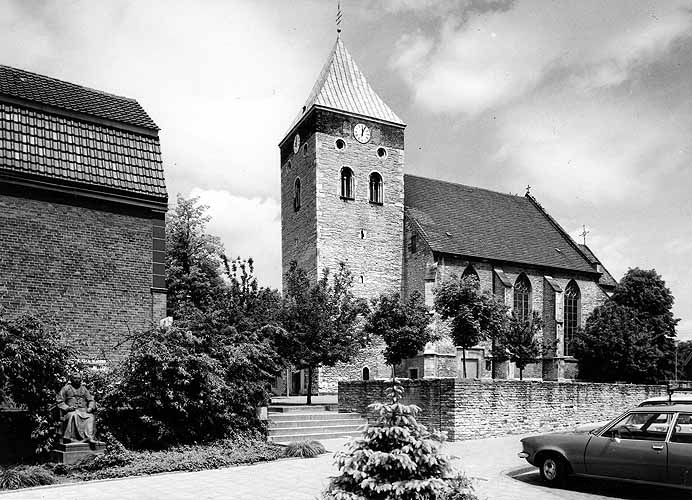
[539, 455, 567, 487]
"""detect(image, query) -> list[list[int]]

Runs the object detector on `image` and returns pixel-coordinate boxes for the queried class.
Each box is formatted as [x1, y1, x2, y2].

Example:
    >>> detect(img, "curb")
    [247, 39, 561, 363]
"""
[505, 465, 537, 478]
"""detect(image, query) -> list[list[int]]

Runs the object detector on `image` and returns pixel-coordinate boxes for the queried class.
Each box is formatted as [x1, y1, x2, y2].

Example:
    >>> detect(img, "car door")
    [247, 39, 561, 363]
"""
[584, 411, 671, 483]
[667, 413, 692, 487]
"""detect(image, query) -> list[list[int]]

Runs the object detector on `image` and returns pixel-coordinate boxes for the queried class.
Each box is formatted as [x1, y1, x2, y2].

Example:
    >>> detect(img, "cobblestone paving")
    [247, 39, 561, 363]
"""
[1, 435, 687, 500]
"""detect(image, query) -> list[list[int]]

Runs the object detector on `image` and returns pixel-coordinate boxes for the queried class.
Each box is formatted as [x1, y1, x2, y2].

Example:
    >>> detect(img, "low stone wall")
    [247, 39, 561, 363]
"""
[338, 378, 665, 441]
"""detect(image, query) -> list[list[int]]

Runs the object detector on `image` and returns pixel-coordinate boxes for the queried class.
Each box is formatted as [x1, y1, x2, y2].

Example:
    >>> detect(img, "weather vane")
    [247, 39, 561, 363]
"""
[580, 224, 590, 245]
[336, 0, 343, 35]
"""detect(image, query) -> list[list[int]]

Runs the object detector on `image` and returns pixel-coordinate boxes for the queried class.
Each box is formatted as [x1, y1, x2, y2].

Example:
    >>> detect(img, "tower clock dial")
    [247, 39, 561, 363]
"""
[293, 134, 301, 154]
[353, 123, 371, 144]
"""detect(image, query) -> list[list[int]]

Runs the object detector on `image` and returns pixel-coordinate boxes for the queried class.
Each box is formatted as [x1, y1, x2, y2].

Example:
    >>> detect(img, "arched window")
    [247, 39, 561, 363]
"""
[362, 367, 370, 381]
[369, 172, 383, 204]
[293, 178, 301, 212]
[513, 274, 532, 322]
[340, 167, 354, 199]
[461, 265, 480, 286]
[564, 280, 581, 356]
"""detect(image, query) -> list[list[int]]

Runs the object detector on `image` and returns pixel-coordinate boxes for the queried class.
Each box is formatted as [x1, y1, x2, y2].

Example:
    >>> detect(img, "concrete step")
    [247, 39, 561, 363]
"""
[269, 418, 363, 429]
[268, 424, 364, 437]
[268, 412, 362, 422]
[269, 430, 363, 444]
[268, 404, 338, 413]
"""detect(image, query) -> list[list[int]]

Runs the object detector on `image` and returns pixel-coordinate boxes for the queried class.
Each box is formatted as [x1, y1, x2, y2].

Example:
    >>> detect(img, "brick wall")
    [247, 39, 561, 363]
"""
[339, 378, 665, 441]
[0, 188, 162, 359]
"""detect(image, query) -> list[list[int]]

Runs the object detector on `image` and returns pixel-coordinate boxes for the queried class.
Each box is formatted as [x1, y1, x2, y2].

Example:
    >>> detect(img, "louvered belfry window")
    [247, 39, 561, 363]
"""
[341, 167, 354, 199]
[513, 274, 532, 322]
[369, 172, 383, 204]
[563, 281, 581, 356]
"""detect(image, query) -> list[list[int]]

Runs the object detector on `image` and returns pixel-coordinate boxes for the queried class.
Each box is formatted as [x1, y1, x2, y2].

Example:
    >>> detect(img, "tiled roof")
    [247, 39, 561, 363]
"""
[0, 102, 166, 201]
[292, 37, 405, 129]
[0, 65, 158, 130]
[404, 174, 596, 274]
[579, 244, 618, 288]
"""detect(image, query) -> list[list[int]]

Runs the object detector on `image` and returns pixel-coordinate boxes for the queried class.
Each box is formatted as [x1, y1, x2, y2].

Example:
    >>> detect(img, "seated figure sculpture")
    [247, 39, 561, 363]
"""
[56, 372, 97, 444]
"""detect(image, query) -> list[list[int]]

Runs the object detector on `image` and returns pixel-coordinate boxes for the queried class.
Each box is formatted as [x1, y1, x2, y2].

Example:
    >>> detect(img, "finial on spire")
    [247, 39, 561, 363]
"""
[525, 184, 531, 195]
[336, 0, 343, 35]
[580, 224, 590, 245]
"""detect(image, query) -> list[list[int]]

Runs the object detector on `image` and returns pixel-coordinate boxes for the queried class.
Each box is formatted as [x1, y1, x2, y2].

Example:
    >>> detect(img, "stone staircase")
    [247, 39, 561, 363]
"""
[267, 403, 366, 444]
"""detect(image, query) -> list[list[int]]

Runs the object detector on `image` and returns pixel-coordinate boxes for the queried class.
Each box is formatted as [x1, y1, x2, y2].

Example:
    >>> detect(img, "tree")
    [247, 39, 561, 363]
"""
[323, 384, 477, 500]
[275, 261, 368, 404]
[364, 291, 434, 379]
[495, 312, 544, 381]
[434, 277, 508, 378]
[574, 268, 679, 384]
[166, 194, 228, 316]
[676, 340, 692, 381]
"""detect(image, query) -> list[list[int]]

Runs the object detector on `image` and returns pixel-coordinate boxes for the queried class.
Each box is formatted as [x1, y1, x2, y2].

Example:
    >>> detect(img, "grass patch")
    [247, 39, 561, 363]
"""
[284, 440, 327, 458]
[0, 465, 57, 490]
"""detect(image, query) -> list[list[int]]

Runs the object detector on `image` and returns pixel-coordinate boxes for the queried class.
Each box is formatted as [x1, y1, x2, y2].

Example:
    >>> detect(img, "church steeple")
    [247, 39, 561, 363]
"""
[290, 38, 405, 131]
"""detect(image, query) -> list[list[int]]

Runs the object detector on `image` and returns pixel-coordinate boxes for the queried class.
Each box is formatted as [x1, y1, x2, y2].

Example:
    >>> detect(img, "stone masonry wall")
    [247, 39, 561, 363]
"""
[339, 378, 665, 441]
[0, 190, 161, 359]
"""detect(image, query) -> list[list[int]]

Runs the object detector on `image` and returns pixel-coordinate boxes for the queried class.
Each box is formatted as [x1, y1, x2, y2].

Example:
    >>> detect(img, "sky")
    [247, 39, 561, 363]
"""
[1, 0, 691, 338]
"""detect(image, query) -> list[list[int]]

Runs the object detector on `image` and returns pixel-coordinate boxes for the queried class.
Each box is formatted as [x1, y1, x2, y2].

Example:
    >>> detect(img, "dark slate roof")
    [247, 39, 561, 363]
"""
[0, 101, 167, 201]
[579, 244, 618, 288]
[404, 174, 596, 274]
[0, 65, 158, 130]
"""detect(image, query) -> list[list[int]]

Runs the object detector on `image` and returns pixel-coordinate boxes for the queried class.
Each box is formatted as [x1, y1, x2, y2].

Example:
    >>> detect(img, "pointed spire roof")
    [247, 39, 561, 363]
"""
[290, 37, 405, 132]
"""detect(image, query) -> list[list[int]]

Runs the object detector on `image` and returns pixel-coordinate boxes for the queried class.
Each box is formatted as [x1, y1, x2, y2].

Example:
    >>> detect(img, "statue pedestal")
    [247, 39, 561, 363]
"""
[51, 440, 105, 465]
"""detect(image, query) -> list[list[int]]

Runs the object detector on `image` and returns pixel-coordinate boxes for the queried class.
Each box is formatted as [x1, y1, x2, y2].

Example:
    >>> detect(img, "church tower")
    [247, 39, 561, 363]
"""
[279, 37, 406, 300]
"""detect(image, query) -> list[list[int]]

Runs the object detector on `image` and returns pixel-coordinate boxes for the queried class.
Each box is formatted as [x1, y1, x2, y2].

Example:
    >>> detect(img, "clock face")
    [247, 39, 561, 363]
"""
[353, 123, 371, 144]
[293, 134, 301, 154]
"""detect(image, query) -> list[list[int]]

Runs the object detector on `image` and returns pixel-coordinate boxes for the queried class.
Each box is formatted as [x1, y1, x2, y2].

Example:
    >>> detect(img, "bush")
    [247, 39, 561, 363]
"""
[284, 440, 326, 458]
[0, 465, 57, 490]
[102, 322, 278, 449]
[323, 384, 477, 500]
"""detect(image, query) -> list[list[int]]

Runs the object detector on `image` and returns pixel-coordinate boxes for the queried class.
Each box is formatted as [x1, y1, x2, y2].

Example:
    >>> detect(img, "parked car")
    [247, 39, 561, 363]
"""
[519, 404, 692, 490]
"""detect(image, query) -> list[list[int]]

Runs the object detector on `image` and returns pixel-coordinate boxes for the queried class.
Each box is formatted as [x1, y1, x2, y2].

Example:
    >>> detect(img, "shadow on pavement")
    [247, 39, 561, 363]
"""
[512, 471, 692, 499]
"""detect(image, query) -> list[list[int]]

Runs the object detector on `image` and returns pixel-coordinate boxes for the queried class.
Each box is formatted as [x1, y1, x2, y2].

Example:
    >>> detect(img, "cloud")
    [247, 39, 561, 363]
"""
[188, 189, 282, 289]
[391, 0, 692, 115]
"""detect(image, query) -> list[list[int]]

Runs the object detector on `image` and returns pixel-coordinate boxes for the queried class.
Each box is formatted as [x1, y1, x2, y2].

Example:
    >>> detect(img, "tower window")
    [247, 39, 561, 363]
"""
[564, 280, 581, 356]
[360, 229, 366, 239]
[369, 172, 383, 204]
[293, 177, 301, 212]
[335, 138, 346, 150]
[340, 167, 354, 200]
[513, 274, 532, 322]
[362, 367, 370, 380]
[377, 147, 387, 159]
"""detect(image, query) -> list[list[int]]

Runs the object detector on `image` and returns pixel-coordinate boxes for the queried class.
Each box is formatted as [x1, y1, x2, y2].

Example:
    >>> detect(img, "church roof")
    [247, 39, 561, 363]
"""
[0, 64, 158, 130]
[290, 37, 405, 131]
[579, 244, 618, 288]
[404, 174, 597, 275]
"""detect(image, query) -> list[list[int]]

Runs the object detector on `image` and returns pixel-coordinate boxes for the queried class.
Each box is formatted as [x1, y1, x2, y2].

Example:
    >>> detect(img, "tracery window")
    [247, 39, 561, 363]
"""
[564, 280, 581, 356]
[369, 172, 383, 204]
[340, 167, 354, 199]
[461, 265, 480, 286]
[513, 274, 532, 322]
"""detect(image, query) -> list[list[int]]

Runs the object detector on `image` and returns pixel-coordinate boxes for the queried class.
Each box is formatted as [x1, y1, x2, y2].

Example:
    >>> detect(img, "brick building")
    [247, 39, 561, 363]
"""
[280, 38, 617, 393]
[0, 65, 168, 360]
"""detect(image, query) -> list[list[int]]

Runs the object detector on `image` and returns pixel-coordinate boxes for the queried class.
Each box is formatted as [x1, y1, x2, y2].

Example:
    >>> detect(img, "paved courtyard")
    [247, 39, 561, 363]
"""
[1, 434, 689, 500]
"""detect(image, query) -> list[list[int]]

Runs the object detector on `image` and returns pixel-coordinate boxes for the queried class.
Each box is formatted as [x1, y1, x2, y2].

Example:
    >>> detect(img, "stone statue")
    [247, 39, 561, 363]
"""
[56, 372, 97, 444]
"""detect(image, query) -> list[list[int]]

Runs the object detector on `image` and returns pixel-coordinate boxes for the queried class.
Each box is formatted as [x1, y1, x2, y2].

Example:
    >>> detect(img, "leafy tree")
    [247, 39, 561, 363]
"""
[573, 301, 660, 383]
[364, 291, 434, 379]
[274, 261, 368, 404]
[434, 277, 508, 378]
[166, 194, 228, 316]
[676, 340, 692, 381]
[495, 312, 544, 381]
[0, 312, 73, 453]
[574, 268, 679, 384]
[323, 384, 477, 500]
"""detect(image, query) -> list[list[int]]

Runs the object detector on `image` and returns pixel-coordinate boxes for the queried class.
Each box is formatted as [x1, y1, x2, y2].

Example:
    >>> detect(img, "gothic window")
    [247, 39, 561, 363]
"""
[564, 280, 581, 357]
[461, 265, 480, 286]
[293, 177, 301, 212]
[513, 274, 532, 322]
[340, 167, 354, 200]
[369, 172, 383, 204]
[410, 232, 418, 253]
[362, 367, 370, 381]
